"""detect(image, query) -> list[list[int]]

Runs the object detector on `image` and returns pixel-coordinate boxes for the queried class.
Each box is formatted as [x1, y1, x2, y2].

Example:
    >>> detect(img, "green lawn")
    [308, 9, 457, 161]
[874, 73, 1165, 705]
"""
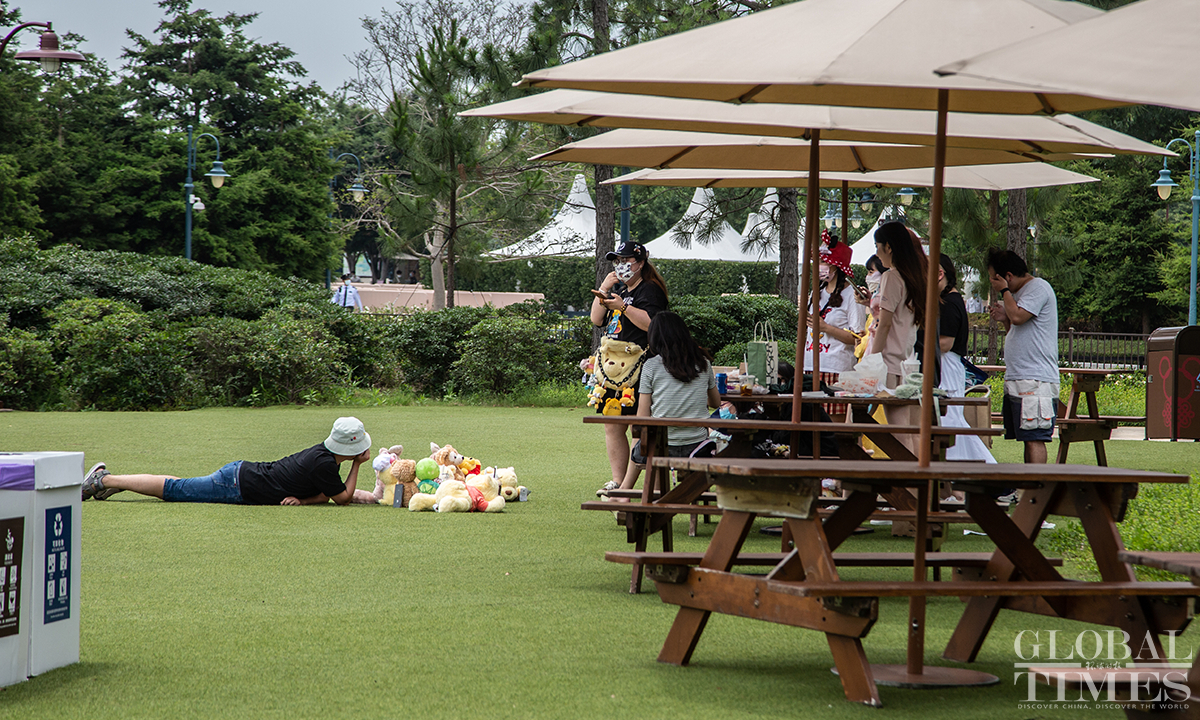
[3, 406, 1199, 720]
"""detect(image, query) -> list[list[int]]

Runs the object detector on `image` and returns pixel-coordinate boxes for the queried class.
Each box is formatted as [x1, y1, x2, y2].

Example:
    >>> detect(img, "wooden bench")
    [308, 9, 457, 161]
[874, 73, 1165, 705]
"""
[1025, 551, 1200, 717]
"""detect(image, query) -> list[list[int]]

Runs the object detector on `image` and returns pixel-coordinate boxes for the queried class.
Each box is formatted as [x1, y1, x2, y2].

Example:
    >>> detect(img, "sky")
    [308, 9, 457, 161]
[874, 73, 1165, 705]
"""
[14, 0, 388, 92]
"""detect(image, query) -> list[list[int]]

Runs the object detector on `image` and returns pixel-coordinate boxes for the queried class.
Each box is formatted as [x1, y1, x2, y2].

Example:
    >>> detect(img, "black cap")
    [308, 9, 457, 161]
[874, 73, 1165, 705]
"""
[605, 241, 648, 262]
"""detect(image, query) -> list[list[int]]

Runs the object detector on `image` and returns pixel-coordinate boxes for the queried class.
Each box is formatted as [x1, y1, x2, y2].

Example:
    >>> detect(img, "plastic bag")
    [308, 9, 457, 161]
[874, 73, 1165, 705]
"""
[835, 353, 888, 395]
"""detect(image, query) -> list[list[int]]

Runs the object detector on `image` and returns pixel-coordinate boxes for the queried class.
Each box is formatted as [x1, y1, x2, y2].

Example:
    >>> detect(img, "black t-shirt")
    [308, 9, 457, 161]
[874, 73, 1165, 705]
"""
[940, 292, 969, 356]
[605, 280, 668, 349]
[915, 291, 970, 371]
[237, 444, 346, 505]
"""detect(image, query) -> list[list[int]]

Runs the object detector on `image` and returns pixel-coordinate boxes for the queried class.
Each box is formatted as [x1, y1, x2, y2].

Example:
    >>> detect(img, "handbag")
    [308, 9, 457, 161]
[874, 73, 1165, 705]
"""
[962, 358, 990, 387]
[746, 321, 778, 386]
[596, 337, 646, 390]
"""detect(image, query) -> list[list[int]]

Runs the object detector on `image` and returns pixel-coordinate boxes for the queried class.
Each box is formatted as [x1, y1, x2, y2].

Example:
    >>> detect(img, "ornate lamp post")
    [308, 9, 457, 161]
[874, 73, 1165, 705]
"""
[1151, 130, 1200, 325]
[185, 125, 230, 261]
[1, 22, 85, 72]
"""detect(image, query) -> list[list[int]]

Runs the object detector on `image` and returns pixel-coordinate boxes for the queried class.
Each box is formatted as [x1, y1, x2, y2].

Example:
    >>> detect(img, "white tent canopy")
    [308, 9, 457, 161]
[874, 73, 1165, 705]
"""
[644, 187, 778, 263]
[486, 174, 612, 258]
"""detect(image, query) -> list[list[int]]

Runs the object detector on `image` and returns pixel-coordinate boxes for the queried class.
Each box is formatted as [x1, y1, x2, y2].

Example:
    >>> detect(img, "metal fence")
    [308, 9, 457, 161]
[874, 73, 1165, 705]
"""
[965, 327, 1148, 370]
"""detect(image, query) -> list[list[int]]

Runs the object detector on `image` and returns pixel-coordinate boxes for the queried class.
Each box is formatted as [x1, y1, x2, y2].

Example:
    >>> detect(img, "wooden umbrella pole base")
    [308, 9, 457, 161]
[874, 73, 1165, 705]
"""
[854, 664, 1000, 689]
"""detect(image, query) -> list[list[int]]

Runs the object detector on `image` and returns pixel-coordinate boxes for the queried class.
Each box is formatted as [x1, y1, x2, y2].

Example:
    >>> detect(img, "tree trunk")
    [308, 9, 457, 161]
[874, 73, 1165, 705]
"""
[776, 187, 799, 306]
[591, 0, 612, 351]
[1006, 187, 1028, 260]
[426, 230, 447, 311]
[593, 164, 614, 349]
[446, 172, 458, 308]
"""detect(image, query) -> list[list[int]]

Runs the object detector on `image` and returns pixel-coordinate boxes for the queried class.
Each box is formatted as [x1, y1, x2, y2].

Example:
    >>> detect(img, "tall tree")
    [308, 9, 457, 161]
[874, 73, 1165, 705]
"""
[119, 0, 339, 279]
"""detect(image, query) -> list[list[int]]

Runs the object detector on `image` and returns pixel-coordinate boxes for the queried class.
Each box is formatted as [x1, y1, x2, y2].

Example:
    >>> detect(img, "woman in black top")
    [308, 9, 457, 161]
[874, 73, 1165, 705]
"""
[934, 254, 995, 465]
[590, 241, 669, 491]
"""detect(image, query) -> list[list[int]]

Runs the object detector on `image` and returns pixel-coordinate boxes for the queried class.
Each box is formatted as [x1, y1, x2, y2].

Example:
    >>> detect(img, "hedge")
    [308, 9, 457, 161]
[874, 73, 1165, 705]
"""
[452, 256, 780, 311]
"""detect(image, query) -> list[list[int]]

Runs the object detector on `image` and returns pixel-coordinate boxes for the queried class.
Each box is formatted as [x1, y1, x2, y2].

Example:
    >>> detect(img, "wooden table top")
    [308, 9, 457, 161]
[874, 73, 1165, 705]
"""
[976, 365, 1134, 376]
[584, 415, 1001, 436]
[648, 456, 1188, 486]
[720, 393, 988, 406]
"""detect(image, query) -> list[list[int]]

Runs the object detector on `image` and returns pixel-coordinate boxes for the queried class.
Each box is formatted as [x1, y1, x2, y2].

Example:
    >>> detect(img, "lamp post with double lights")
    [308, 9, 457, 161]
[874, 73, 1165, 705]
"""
[328, 153, 368, 286]
[185, 125, 230, 261]
[1, 22, 85, 72]
[1151, 130, 1199, 325]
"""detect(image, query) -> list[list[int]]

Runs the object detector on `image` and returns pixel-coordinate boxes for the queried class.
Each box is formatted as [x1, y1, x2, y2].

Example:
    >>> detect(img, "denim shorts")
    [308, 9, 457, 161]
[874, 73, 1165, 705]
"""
[163, 461, 245, 504]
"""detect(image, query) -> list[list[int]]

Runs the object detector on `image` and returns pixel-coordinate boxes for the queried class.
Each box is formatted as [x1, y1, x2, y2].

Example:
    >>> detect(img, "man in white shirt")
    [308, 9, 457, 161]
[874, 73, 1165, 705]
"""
[330, 273, 363, 311]
[988, 249, 1059, 464]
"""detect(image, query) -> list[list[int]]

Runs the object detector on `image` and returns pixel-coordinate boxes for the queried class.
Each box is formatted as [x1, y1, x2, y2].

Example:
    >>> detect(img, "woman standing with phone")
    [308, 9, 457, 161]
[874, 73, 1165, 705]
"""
[590, 241, 669, 493]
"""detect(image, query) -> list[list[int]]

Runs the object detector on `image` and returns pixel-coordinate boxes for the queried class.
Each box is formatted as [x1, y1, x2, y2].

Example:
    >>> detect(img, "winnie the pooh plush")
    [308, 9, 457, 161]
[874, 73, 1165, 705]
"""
[409, 471, 505, 513]
[493, 466, 527, 502]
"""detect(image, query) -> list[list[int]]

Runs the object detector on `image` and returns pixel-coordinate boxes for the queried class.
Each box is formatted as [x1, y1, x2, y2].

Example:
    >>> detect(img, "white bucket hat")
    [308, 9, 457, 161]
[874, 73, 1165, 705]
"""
[324, 417, 371, 456]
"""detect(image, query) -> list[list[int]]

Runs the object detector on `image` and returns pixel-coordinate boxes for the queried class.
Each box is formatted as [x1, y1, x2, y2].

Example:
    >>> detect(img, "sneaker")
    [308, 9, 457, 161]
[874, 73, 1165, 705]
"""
[596, 480, 621, 497]
[82, 462, 120, 500]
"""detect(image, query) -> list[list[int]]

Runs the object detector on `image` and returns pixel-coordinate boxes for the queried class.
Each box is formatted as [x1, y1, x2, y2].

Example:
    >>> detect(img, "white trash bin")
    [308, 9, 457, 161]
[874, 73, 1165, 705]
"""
[0, 452, 83, 685]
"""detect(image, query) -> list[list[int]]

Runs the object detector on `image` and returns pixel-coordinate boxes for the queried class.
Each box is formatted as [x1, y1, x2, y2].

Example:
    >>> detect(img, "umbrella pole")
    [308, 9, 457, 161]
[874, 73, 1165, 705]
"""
[873, 90, 995, 690]
[793, 131, 821, 430]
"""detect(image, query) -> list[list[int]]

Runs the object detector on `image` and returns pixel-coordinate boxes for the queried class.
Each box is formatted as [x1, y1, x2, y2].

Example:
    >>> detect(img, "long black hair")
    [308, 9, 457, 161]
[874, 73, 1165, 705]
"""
[647, 311, 712, 383]
[823, 265, 849, 308]
[874, 221, 928, 328]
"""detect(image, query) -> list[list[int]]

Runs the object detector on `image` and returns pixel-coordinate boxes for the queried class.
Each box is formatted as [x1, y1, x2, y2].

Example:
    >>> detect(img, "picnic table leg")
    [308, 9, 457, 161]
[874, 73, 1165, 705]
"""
[658, 510, 756, 666]
[943, 485, 1058, 663]
[1056, 385, 1081, 464]
[1075, 483, 1165, 664]
[784, 516, 882, 707]
[1084, 390, 1109, 467]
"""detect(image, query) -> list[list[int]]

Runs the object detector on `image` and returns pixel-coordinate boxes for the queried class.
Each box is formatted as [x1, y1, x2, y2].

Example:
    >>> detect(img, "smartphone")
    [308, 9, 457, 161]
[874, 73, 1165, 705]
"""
[590, 289, 614, 300]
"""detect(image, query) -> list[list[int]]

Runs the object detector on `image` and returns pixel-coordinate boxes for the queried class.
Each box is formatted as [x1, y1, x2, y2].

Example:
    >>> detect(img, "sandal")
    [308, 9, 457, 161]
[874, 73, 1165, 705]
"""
[596, 480, 621, 497]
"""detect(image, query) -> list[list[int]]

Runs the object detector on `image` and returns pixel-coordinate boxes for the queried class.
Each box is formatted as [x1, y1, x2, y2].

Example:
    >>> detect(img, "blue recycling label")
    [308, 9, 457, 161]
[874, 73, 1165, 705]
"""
[44, 506, 70, 624]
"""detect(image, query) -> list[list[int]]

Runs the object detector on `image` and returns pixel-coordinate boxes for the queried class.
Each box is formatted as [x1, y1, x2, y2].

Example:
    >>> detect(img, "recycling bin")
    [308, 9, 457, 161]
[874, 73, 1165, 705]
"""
[1147, 326, 1200, 440]
[0, 452, 82, 686]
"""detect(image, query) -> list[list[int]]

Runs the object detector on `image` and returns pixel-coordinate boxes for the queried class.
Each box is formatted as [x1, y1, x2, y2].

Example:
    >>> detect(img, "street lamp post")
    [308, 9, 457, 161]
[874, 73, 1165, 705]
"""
[1, 22, 85, 72]
[1151, 130, 1200, 325]
[329, 153, 368, 285]
[185, 125, 230, 261]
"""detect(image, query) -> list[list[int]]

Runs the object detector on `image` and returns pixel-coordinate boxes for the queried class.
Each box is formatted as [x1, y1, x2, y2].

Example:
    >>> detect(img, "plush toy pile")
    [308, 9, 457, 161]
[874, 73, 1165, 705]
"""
[369, 442, 527, 513]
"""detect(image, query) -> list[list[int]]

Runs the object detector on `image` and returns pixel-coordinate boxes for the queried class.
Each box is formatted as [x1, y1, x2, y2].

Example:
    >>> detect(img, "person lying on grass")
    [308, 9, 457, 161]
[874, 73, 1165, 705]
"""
[81, 416, 377, 506]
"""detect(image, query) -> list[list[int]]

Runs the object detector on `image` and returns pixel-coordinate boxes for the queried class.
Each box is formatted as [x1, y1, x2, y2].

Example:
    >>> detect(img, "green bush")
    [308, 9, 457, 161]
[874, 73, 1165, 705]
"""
[672, 294, 799, 357]
[392, 305, 495, 394]
[0, 240, 327, 329]
[0, 320, 58, 409]
[450, 318, 558, 395]
[46, 299, 194, 410]
[454, 256, 780, 311]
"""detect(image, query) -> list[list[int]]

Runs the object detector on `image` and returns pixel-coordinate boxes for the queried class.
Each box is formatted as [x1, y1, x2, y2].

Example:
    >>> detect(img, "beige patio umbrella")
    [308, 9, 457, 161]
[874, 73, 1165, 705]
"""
[936, 0, 1200, 114]
[466, 89, 1170, 157]
[516, 0, 1115, 113]
[511, 0, 1161, 692]
[529, 129, 1094, 172]
[603, 163, 1100, 191]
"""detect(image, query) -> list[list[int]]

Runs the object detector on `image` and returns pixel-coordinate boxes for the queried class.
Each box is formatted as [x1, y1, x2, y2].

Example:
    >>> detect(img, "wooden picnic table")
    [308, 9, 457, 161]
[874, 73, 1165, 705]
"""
[640, 456, 1190, 706]
[584, 411, 1001, 593]
[979, 365, 1144, 465]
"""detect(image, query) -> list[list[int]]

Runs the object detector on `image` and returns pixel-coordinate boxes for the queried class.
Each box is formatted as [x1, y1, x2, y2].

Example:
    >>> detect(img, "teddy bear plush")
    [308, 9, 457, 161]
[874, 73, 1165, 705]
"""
[493, 466, 527, 502]
[430, 442, 467, 483]
[362, 445, 417, 506]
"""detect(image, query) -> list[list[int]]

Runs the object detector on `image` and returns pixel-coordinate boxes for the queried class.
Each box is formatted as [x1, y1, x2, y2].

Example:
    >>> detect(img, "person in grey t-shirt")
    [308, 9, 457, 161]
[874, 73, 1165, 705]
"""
[609, 311, 721, 496]
[988, 249, 1060, 464]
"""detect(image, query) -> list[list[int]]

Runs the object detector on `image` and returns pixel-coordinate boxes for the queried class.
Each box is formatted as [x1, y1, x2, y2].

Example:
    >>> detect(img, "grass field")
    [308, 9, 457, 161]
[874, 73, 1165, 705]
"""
[3, 406, 1199, 720]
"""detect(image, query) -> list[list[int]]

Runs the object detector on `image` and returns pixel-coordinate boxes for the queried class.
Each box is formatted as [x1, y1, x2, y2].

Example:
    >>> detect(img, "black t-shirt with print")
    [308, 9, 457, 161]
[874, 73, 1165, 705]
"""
[605, 280, 668, 350]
